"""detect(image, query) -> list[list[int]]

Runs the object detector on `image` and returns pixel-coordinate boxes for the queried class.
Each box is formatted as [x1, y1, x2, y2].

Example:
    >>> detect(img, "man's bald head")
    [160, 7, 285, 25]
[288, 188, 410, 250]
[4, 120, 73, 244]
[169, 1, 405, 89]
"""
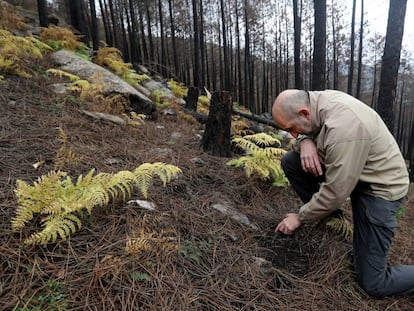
[272, 89, 309, 126]
[271, 89, 311, 137]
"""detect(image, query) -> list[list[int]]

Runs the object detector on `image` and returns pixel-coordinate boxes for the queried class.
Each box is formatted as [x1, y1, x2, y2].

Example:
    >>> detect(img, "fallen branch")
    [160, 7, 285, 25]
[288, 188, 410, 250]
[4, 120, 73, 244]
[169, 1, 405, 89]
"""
[232, 109, 280, 129]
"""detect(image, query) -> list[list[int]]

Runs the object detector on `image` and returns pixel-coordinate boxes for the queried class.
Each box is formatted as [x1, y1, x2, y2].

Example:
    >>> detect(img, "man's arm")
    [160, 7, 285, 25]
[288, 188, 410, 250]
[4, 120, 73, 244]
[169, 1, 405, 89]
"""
[298, 139, 370, 222]
[299, 138, 323, 176]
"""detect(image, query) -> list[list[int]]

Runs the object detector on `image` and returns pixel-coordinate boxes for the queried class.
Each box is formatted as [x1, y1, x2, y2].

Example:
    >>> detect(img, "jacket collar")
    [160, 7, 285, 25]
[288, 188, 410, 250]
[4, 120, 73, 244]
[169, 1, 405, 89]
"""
[308, 91, 323, 136]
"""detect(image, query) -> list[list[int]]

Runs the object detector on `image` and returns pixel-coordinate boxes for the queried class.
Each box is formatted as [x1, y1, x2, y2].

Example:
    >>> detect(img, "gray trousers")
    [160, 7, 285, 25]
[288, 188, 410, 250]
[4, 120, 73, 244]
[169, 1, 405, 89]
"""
[281, 151, 414, 297]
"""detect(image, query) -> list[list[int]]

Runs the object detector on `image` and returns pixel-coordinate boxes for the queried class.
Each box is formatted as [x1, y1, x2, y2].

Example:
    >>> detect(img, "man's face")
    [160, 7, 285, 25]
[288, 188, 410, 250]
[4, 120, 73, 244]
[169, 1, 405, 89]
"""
[274, 109, 312, 138]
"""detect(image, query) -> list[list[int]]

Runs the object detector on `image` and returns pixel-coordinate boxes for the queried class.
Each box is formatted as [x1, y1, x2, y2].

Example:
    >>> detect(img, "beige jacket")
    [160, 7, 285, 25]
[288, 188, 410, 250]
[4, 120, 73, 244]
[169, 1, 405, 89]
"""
[298, 90, 409, 222]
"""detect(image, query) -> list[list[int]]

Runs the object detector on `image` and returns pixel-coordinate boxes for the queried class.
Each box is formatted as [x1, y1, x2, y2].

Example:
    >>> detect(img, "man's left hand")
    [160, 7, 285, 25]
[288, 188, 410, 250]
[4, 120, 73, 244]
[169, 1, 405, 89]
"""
[275, 213, 301, 235]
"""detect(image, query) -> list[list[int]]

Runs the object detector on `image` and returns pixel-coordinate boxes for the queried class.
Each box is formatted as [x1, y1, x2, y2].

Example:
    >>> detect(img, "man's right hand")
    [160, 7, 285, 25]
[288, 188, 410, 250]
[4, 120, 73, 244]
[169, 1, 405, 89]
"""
[300, 139, 323, 176]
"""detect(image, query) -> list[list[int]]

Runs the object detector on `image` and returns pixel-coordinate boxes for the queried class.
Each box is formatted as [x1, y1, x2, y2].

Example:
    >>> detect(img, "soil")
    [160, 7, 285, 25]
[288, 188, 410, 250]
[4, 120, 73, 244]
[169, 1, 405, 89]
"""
[0, 61, 413, 310]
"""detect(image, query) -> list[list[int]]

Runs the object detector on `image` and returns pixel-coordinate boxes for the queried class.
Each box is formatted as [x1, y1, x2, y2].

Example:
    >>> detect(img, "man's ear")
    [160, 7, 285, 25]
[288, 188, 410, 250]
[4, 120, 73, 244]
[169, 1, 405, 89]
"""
[298, 108, 311, 120]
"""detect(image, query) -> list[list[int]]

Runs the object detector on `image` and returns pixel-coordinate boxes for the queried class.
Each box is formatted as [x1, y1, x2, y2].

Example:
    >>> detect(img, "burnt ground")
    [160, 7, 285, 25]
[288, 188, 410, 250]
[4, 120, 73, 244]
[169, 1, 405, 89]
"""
[0, 63, 413, 310]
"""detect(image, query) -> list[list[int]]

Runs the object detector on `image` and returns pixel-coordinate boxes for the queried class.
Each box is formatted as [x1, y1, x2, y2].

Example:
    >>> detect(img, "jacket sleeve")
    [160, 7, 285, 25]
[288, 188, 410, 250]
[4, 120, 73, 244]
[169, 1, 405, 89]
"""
[298, 139, 371, 222]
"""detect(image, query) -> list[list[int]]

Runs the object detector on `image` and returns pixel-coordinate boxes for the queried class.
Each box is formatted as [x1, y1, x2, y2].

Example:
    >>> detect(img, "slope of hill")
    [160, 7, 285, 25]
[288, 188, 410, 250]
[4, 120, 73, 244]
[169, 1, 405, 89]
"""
[0, 55, 413, 310]
[0, 2, 413, 308]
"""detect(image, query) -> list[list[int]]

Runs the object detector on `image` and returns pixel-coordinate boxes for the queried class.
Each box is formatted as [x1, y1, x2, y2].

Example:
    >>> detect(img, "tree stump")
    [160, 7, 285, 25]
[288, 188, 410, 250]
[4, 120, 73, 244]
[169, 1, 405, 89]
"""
[185, 86, 199, 111]
[201, 91, 232, 157]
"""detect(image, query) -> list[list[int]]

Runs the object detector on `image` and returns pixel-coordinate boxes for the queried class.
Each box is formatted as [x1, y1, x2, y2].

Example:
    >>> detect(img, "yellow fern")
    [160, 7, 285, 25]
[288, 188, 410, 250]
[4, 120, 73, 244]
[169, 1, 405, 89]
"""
[40, 25, 86, 53]
[240, 133, 282, 147]
[123, 112, 146, 126]
[0, 1, 26, 31]
[95, 47, 149, 85]
[0, 29, 48, 77]
[47, 68, 80, 82]
[12, 163, 182, 245]
[54, 127, 80, 170]
[326, 216, 354, 242]
[231, 117, 254, 136]
[227, 133, 288, 187]
[168, 79, 188, 98]
[125, 215, 180, 255]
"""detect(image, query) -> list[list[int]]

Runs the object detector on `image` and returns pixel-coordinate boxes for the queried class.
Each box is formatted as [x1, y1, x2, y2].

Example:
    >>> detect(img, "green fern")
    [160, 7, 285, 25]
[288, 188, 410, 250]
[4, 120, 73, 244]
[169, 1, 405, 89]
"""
[12, 163, 182, 245]
[227, 133, 288, 187]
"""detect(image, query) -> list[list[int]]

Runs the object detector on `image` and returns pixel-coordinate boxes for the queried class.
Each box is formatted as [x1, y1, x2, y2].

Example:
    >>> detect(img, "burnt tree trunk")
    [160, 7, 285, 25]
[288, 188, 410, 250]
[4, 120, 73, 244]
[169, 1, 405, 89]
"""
[202, 91, 232, 157]
[37, 0, 48, 27]
[185, 87, 199, 111]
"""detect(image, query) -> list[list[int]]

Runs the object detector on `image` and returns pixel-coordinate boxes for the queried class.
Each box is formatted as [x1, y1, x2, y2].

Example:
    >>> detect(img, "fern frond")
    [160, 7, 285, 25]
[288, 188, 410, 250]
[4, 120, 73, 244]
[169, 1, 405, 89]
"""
[198, 95, 210, 107]
[25, 213, 82, 245]
[232, 137, 261, 151]
[107, 170, 137, 200]
[40, 25, 84, 52]
[71, 79, 91, 89]
[95, 47, 146, 85]
[168, 79, 188, 98]
[227, 133, 288, 187]
[243, 133, 282, 147]
[0, 1, 27, 31]
[326, 216, 353, 241]
[27, 36, 53, 53]
[0, 29, 47, 77]
[134, 162, 182, 198]
[47, 68, 80, 82]
[261, 147, 287, 158]
[12, 163, 181, 245]
[12, 171, 68, 230]
[54, 127, 80, 170]
[125, 229, 180, 255]
[123, 112, 146, 126]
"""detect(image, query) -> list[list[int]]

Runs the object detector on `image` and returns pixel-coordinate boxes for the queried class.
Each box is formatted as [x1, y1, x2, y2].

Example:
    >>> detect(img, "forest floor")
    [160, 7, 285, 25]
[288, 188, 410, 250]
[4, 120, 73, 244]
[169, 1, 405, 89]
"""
[0, 57, 414, 311]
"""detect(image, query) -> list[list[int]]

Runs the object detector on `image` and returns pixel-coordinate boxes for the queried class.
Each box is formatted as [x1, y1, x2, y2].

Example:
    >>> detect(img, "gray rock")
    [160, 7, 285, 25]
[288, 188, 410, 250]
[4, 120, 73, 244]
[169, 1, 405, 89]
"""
[50, 50, 155, 114]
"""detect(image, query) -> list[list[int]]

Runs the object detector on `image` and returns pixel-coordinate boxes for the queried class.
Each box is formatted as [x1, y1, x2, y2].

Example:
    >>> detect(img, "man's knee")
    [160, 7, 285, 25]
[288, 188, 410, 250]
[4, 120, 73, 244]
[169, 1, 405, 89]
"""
[357, 276, 387, 298]
[361, 284, 387, 298]
[281, 151, 299, 173]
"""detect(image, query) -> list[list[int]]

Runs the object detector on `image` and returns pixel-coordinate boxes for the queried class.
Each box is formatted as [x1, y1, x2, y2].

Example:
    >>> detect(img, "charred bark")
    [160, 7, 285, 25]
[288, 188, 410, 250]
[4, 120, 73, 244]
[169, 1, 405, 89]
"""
[202, 91, 232, 157]
[185, 87, 199, 111]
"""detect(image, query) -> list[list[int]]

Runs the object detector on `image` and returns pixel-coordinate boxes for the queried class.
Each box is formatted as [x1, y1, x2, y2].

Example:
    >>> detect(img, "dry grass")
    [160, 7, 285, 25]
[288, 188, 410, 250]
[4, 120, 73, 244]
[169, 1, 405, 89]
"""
[0, 68, 413, 310]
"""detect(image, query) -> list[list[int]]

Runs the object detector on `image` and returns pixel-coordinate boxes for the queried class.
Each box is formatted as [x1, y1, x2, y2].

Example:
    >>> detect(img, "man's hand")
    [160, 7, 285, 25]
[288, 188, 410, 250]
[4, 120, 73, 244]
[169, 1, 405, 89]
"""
[300, 139, 323, 176]
[275, 213, 301, 235]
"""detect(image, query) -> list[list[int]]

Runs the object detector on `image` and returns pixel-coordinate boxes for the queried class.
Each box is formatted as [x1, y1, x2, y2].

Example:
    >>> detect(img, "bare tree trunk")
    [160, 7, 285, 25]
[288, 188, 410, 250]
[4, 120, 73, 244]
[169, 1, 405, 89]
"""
[185, 87, 199, 111]
[312, 0, 326, 91]
[347, 0, 356, 95]
[293, 0, 302, 89]
[356, 0, 364, 99]
[331, 0, 338, 89]
[37, 0, 48, 27]
[192, 0, 200, 87]
[202, 91, 232, 157]
[168, 0, 178, 77]
[199, 0, 206, 88]
[220, 0, 230, 91]
[89, 0, 99, 51]
[144, 0, 155, 64]
[377, 0, 407, 133]
[67, 0, 87, 44]
[138, 4, 148, 64]
[108, 0, 120, 49]
[158, 0, 167, 77]
[235, 0, 243, 106]
[127, 0, 139, 63]
[98, 0, 112, 46]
